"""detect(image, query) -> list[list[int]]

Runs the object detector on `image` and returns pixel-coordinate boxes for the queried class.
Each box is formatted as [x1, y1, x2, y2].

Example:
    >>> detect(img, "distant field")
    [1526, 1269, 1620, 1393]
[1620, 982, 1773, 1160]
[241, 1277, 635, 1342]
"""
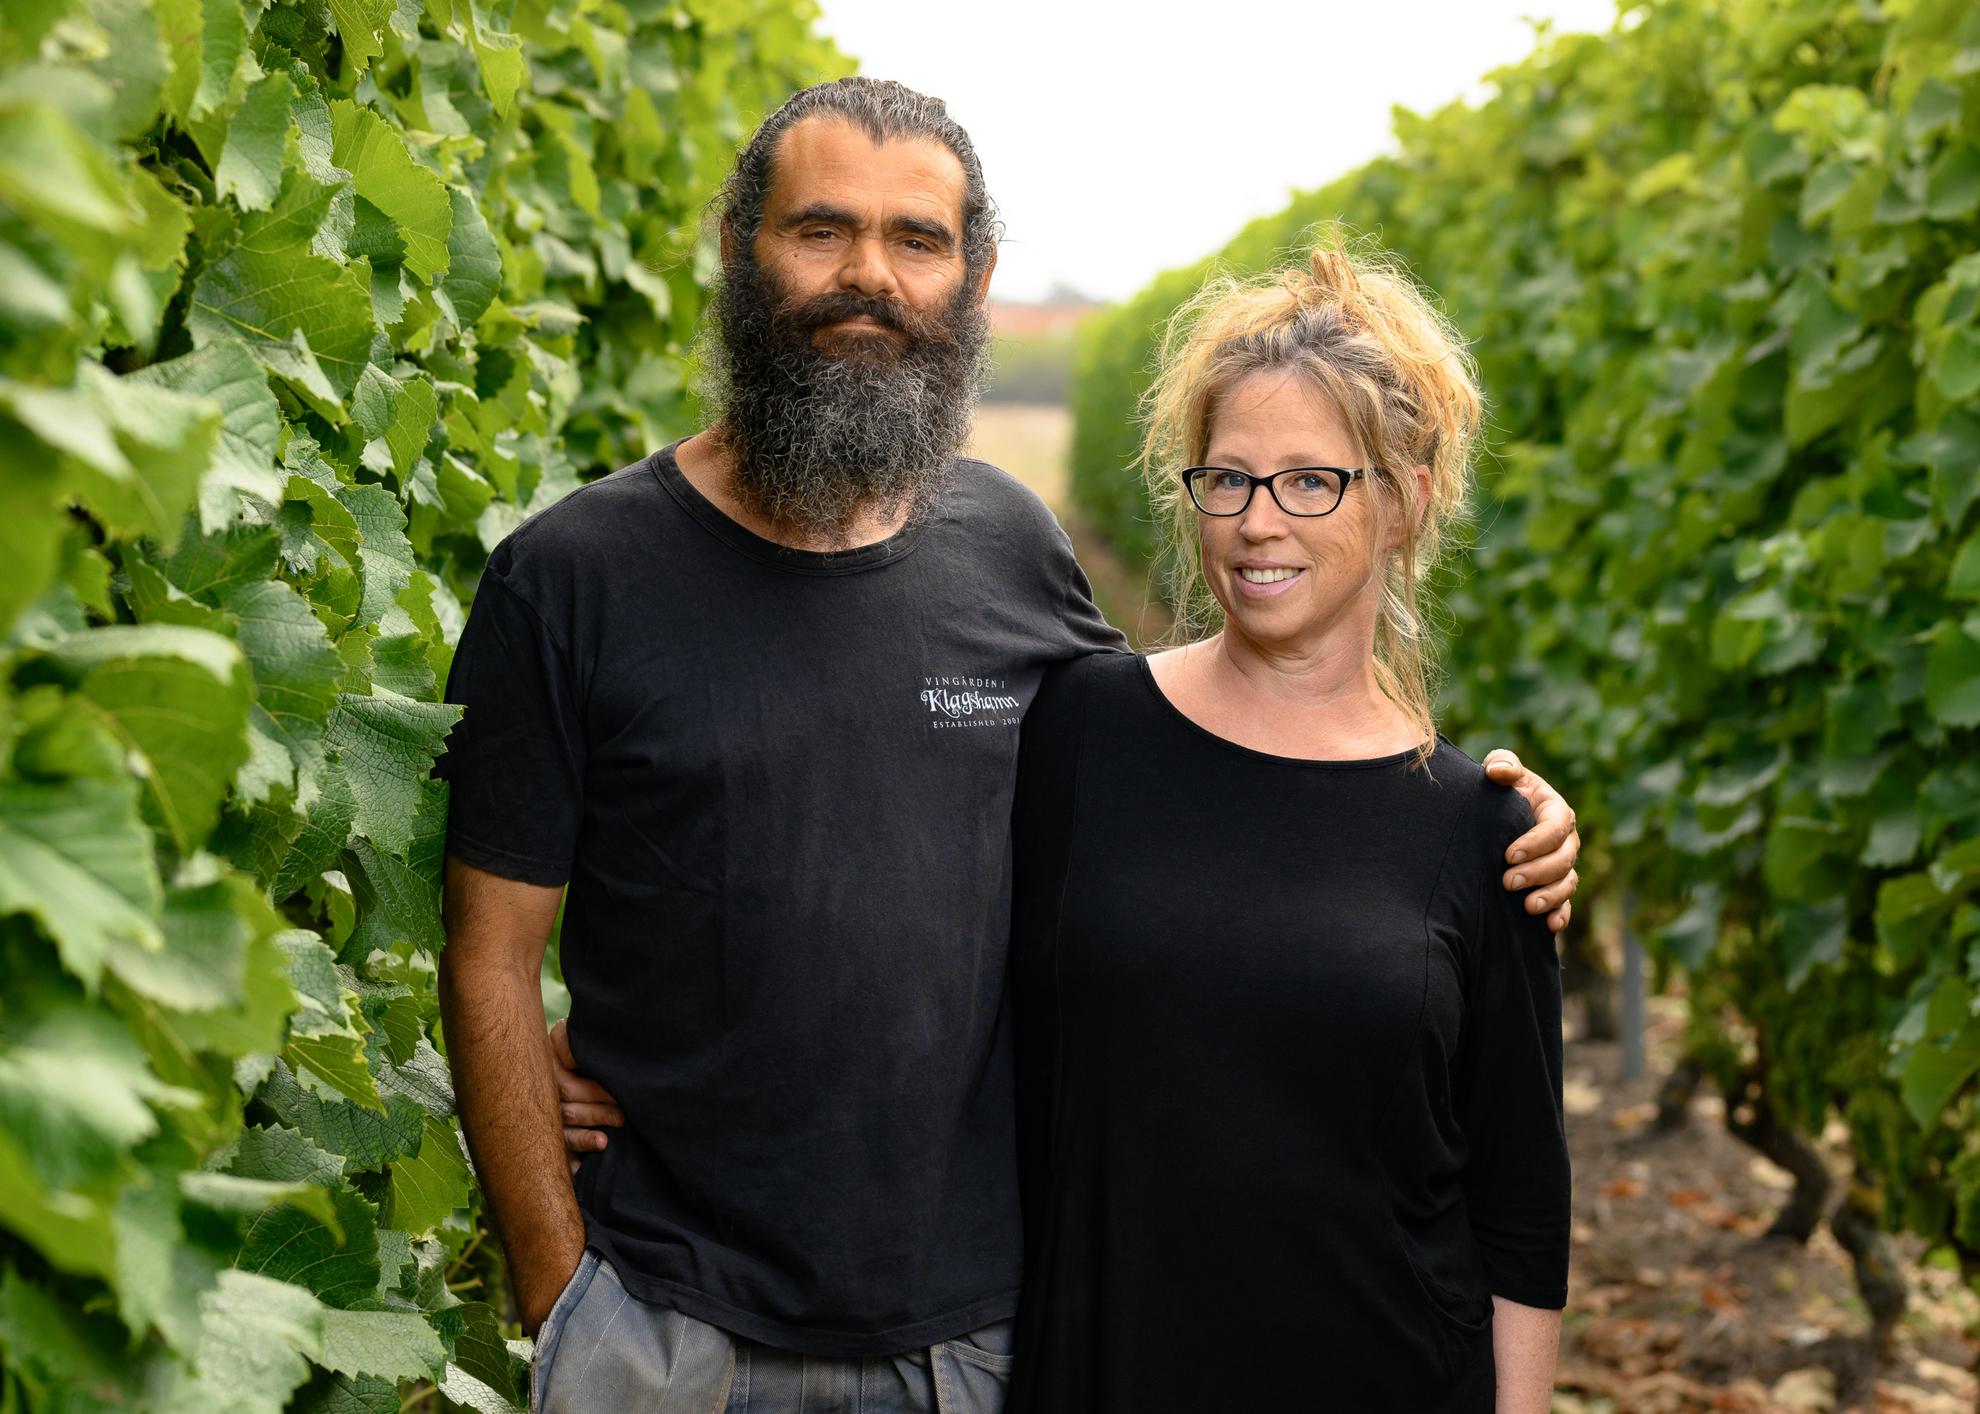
[966, 402, 1071, 509]
[965, 402, 1173, 649]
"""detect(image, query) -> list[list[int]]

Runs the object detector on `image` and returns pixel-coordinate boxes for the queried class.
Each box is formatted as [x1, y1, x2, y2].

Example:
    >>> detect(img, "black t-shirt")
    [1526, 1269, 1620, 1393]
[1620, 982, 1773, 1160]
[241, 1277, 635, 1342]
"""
[434, 441, 1125, 1356]
[1007, 653, 1570, 1413]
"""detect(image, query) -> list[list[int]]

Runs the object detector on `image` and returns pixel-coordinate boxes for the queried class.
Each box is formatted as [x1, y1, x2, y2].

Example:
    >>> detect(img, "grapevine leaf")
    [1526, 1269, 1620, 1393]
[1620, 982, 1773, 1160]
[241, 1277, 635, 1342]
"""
[330, 100, 451, 282]
[214, 69, 297, 213]
[255, 1059, 425, 1171]
[439, 184, 502, 326]
[111, 1166, 220, 1352]
[325, 688, 460, 858]
[182, 1268, 327, 1412]
[104, 874, 273, 1013]
[187, 198, 378, 412]
[318, 1307, 447, 1380]
[1899, 1020, 1980, 1125]
[0, 1265, 132, 1400]
[1924, 620, 1980, 727]
[179, 1170, 342, 1231]
[41, 623, 253, 851]
[384, 1114, 468, 1238]
[0, 776, 161, 989]
[236, 1178, 381, 1308]
[325, 0, 393, 73]
[0, 1001, 199, 1191]
[229, 578, 344, 806]
[213, 1123, 347, 1187]
[128, 341, 285, 529]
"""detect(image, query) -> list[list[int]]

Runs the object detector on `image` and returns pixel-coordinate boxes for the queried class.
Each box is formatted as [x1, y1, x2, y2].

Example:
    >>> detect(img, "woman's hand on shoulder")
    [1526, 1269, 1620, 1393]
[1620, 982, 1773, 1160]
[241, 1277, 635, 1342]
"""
[550, 1016, 624, 1176]
[1481, 750, 1579, 935]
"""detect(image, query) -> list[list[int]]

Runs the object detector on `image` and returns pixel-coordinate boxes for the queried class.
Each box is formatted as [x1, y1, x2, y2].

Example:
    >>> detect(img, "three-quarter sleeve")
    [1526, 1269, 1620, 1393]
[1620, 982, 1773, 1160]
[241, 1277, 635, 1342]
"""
[1458, 784, 1571, 1309]
[431, 562, 585, 887]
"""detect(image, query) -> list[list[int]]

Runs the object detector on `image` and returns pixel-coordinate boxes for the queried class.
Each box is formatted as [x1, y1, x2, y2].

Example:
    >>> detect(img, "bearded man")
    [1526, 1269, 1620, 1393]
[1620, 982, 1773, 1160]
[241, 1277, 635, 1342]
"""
[433, 77, 1582, 1414]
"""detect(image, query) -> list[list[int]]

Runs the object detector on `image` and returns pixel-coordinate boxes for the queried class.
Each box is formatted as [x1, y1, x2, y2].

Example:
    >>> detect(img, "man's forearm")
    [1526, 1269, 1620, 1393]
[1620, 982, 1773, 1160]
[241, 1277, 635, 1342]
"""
[439, 955, 585, 1331]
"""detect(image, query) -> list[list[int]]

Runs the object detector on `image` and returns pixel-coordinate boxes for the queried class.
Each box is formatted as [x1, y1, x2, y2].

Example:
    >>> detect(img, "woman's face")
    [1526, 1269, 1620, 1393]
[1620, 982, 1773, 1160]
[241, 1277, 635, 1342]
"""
[1197, 368, 1386, 655]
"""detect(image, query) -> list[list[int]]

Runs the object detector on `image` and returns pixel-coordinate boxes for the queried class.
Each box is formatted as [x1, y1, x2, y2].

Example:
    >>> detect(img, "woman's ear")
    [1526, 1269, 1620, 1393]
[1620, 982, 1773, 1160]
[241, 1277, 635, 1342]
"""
[1383, 464, 1434, 553]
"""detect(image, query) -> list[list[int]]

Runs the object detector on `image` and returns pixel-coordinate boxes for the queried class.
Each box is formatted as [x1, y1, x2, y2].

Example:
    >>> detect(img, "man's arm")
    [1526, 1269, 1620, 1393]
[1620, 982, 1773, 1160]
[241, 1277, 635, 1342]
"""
[437, 853, 586, 1335]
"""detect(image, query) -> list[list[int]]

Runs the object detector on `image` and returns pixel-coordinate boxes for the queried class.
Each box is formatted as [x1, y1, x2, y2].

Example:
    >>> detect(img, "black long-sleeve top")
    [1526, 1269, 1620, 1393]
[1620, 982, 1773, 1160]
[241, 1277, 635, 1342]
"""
[1007, 653, 1571, 1413]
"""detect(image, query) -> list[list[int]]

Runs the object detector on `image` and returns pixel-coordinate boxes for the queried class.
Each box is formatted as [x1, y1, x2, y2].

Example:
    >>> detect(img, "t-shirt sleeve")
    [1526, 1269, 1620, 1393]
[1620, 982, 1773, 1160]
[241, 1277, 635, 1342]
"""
[1048, 517, 1130, 659]
[431, 567, 585, 887]
[1458, 782, 1571, 1309]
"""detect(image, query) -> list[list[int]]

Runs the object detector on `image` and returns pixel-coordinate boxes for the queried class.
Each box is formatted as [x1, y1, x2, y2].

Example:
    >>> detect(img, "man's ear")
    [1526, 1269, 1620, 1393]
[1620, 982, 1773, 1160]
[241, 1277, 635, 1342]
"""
[971, 241, 999, 305]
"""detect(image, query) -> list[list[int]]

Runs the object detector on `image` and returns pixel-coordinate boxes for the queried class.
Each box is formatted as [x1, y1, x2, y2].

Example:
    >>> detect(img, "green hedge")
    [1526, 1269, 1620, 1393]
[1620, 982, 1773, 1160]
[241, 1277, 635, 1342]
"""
[1070, 0, 1980, 1282]
[0, 0, 843, 1407]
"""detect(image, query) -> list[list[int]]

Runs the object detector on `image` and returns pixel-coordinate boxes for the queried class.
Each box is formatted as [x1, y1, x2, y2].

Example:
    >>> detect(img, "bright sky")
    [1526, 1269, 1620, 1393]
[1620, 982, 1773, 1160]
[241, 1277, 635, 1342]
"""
[814, 0, 1620, 302]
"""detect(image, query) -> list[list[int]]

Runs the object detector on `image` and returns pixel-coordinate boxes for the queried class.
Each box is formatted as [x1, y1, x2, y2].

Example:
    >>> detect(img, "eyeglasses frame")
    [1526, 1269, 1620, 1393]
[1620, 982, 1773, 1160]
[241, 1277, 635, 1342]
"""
[1180, 465, 1369, 518]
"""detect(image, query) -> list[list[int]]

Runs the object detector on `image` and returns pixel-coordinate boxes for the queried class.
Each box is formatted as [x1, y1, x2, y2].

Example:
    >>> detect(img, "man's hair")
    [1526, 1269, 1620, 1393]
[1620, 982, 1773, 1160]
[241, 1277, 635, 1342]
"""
[713, 76, 1000, 280]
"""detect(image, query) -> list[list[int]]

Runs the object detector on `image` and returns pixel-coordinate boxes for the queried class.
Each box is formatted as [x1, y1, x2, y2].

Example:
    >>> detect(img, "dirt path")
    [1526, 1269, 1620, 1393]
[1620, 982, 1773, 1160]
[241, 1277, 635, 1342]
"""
[1555, 993, 1979, 1413]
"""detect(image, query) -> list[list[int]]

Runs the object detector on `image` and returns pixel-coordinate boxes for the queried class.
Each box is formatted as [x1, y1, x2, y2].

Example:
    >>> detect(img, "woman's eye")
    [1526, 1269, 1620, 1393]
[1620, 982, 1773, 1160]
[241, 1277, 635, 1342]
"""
[1215, 472, 1248, 490]
[1294, 474, 1325, 492]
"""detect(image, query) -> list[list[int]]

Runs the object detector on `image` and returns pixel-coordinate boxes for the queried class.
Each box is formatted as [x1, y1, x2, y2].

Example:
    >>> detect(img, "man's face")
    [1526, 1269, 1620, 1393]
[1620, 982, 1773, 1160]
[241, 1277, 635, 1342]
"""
[750, 116, 978, 348]
[704, 115, 992, 546]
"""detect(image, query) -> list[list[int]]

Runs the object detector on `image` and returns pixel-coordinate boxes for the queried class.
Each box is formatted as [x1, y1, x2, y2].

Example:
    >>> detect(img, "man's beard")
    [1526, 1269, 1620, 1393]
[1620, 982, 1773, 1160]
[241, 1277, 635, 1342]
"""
[700, 247, 990, 546]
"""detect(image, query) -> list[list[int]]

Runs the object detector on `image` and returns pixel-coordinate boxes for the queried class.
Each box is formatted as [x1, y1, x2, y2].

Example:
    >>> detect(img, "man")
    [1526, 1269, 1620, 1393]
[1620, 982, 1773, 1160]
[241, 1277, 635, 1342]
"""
[434, 76, 1580, 1414]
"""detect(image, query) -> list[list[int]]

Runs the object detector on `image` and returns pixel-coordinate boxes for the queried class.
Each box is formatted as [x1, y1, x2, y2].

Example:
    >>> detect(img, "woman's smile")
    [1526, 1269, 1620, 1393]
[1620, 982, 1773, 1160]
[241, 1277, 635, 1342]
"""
[1233, 564, 1306, 596]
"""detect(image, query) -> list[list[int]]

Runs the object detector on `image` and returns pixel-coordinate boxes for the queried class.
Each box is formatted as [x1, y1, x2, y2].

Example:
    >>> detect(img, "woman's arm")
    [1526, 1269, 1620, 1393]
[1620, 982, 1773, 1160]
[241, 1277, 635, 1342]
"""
[1490, 1297, 1562, 1414]
[1459, 782, 1574, 1400]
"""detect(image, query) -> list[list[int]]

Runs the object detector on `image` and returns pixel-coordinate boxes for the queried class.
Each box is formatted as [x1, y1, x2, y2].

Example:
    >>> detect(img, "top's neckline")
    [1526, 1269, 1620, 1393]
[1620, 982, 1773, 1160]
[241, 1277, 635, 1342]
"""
[1132, 653, 1436, 769]
[648, 438, 925, 577]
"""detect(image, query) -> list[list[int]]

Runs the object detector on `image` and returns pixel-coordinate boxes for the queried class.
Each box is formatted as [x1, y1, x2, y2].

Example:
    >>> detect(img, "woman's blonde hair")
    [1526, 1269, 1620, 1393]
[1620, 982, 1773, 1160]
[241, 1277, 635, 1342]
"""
[1138, 232, 1484, 759]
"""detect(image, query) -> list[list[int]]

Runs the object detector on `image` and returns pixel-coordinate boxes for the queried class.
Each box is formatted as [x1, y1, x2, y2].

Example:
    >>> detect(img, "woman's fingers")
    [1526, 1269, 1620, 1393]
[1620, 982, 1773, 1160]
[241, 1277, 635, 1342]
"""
[561, 1101, 624, 1128]
[556, 1071, 622, 1105]
[548, 1016, 625, 1106]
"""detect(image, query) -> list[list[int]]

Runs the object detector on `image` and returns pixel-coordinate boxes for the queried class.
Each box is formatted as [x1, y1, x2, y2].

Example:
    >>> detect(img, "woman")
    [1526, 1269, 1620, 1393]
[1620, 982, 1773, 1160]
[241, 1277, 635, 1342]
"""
[999, 245, 1570, 1412]
[553, 245, 1572, 1410]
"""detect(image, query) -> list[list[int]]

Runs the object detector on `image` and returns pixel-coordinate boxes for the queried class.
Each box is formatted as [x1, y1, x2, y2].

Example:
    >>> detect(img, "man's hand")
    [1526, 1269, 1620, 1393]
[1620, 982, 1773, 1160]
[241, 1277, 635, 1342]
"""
[1481, 750, 1580, 934]
[550, 1016, 624, 1177]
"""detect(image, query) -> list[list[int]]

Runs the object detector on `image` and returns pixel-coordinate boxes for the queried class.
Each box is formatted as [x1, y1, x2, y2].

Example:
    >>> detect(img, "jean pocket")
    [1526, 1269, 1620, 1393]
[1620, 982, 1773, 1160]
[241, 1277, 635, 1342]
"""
[930, 1318, 1014, 1414]
[530, 1247, 600, 1409]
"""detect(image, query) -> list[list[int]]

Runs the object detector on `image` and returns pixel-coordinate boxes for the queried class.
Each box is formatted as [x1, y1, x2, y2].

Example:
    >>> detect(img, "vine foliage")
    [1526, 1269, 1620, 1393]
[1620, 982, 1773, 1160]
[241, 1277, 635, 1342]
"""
[0, 0, 843, 1407]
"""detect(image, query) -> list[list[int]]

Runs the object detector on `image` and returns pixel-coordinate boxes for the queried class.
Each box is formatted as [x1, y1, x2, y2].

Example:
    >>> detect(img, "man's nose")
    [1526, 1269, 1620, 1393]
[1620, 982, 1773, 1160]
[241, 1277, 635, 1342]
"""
[835, 234, 898, 298]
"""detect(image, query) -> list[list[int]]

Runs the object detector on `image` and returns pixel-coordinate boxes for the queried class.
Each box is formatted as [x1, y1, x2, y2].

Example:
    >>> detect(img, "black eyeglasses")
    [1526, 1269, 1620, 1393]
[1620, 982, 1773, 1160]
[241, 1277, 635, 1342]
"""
[1182, 465, 1367, 518]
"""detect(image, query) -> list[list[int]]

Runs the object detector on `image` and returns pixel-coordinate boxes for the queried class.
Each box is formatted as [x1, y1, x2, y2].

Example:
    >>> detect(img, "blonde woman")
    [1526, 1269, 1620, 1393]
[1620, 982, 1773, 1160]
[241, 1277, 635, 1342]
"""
[1001, 246, 1570, 1412]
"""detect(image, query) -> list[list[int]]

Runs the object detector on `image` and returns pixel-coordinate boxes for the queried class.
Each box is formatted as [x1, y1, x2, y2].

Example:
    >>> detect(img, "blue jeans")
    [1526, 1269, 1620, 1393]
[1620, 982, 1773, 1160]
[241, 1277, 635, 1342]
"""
[530, 1247, 1014, 1413]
